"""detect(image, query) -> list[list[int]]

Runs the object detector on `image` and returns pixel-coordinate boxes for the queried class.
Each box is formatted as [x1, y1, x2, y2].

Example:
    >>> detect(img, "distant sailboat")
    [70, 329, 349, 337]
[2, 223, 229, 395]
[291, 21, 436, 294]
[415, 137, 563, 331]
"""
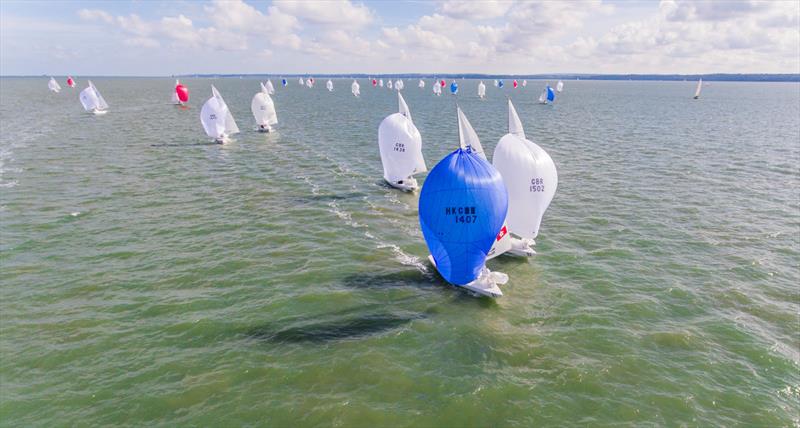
[395, 79, 404, 91]
[492, 99, 558, 257]
[478, 81, 486, 99]
[556, 80, 564, 92]
[372, 79, 377, 87]
[498, 79, 504, 88]
[48, 77, 61, 93]
[694, 78, 702, 99]
[281, 78, 288, 87]
[306, 78, 314, 88]
[420, 107, 509, 298]
[522, 80, 527, 87]
[378, 92, 426, 191]
[66, 76, 75, 88]
[379, 79, 384, 87]
[252, 82, 278, 133]
[418, 79, 425, 88]
[494, 79, 499, 87]
[298, 77, 304, 85]
[547, 85, 555, 103]
[79, 80, 108, 115]
[450, 81, 458, 95]
[326, 79, 333, 92]
[440, 79, 446, 89]
[513, 79, 518, 89]
[172, 79, 189, 105]
[200, 85, 239, 143]
[387, 80, 393, 90]
[433, 81, 442, 96]
[539, 85, 555, 104]
[351, 80, 360, 97]
[266, 80, 275, 94]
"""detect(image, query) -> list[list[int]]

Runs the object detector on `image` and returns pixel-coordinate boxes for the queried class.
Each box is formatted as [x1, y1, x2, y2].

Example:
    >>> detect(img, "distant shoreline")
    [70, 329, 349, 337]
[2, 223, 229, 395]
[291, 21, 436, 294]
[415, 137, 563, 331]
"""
[4, 73, 799, 82]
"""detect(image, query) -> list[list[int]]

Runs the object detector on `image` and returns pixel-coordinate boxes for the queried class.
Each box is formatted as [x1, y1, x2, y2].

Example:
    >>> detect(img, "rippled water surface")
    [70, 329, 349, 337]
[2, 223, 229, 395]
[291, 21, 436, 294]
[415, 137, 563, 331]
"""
[1, 77, 798, 426]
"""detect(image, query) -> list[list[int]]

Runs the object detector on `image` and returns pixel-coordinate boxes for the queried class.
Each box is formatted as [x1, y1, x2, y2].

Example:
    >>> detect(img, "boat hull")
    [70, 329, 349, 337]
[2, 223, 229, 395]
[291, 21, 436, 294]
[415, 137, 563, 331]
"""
[386, 177, 418, 192]
[427, 255, 504, 298]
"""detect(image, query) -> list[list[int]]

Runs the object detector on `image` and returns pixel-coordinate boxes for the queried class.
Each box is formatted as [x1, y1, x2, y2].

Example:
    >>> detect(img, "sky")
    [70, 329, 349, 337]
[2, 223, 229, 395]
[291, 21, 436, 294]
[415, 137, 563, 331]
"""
[1, 0, 798, 76]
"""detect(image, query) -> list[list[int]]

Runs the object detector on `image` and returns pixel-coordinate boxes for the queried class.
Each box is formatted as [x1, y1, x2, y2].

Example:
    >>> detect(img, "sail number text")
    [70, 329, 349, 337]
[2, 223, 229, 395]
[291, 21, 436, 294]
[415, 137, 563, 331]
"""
[530, 178, 545, 192]
[446, 206, 477, 224]
[393, 142, 406, 153]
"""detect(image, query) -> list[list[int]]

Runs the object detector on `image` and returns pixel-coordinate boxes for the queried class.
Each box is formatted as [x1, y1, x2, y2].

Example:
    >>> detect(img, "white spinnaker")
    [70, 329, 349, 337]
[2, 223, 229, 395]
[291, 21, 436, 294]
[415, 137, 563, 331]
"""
[299, 77, 304, 85]
[260, 82, 269, 94]
[538, 88, 547, 103]
[493, 100, 558, 239]
[351, 80, 360, 97]
[418, 79, 425, 88]
[210, 85, 239, 135]
[379, 79, 384, 87]
[477, 81, 486, 98]
[201, 93, 228, 138]
[395, 79, 403, 90]
[378, 93, 426, 183]
[326, 80, 333, 91]
[556, 80, 564, 92]
[457, 107, 511, 258]
[89, 81, 108, 110]
[79, 86, 100, 111]
[266, 80, 275, 94]
[251, 91, 278, 127]
[433, 82, 441, 95]
[694, 79, 702, 98]
[48, 77, 61, 92]
[387, 80, 393, 90]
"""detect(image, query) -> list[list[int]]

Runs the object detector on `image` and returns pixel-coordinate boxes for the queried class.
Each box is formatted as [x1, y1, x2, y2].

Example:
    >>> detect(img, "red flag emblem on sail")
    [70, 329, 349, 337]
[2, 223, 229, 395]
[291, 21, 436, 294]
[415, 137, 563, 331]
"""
[496, 225, 507, 241]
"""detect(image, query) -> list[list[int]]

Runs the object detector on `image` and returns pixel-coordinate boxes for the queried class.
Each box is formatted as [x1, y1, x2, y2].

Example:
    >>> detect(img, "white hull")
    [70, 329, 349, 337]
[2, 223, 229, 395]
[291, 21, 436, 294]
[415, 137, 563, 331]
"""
[257, 125, 273, 133]
[91, 109, 107, 115]
[506, 236, 536, 257]
[427, 255, 506, 298]
[386, 176, 418, 192]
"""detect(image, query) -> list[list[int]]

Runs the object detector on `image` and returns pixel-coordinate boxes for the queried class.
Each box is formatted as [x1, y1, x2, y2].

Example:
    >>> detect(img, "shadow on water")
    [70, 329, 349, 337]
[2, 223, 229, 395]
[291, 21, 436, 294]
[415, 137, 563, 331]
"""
[150, 142, 222, 147]
[246, 309, 427, 344]
[339, 269, 435, 290]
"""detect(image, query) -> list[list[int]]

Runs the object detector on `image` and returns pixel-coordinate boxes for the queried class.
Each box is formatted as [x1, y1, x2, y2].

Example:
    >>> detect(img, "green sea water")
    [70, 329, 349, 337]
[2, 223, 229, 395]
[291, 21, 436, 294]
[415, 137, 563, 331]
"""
[1, 77, 798, 427]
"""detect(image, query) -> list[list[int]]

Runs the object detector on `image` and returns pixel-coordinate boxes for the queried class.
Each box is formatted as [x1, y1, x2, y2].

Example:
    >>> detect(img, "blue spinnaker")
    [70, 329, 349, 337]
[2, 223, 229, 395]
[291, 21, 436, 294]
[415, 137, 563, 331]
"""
[282, 79, 287, 87]
[547, 86, 555, 102]
[419, 148, 508, 285]
[450, 81, 458, 94]
[498, 80, 504, 88]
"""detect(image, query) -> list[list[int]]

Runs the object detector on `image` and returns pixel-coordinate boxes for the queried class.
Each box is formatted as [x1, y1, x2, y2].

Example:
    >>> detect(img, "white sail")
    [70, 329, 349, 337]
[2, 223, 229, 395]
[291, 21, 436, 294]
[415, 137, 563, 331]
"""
[395, 79, 403, 90]
[251, 91, 278, 127]
[171, 79, 180, 103]
[379, 79, 384, 87]
[493, 99, 558, 240]
[433, 82, 441, 96]
[457, 106, 485, 159]
[298, 77, 304, 85]
[88, 81, 108, 110]
[351, 80, 360, 97]
[538, 88, 547, 104]
[418, 79, 425, 88]
[556, 80, 564, 92]
[477, 81, 486, 99]
[201, 92, 228, 139]
[210, 85, 239, 135]
[48, 77, 61, 93]
[387, 80, 393, 90]
[378, 92, 426, 185]
[522, 80, 527, 87]
[266, 79, 275, 94]
[79, 85, 99, 111]
[260, 82, 269, 94]
[326, 79, 333, 91]
[494, 79, 499, 87]
[694, 78, 702, 98]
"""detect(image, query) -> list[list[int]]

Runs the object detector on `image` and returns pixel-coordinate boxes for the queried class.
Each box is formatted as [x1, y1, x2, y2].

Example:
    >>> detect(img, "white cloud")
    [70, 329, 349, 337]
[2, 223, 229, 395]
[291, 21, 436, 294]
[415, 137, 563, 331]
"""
[438, 0, 513, 20]
[77, 9, 113, 23]
[273, 0, 373, 27]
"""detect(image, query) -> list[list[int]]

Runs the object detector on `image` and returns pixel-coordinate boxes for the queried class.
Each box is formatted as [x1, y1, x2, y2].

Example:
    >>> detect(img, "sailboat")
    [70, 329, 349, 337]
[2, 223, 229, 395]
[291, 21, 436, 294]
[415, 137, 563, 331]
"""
[440, 79, 446, 89]
[298, 77, 304, 85]
[523, 80, 527, 87]
[48, 77, 61, 93]
[513, 79, 518, 89]
[387, 80, 393, 90]
[556, 80, 564, 92]
[379, 79, 384, 87]
[498, 79, 504, 88]
[266, 80, 275, 94]
[66, 76, 75, 88]
[694, 78, 702, 99]
[539, 85, 555, 104]
[418, 79, 425, 88]
[372, 79, 377, 87]
[200, 85, 239, 143]
[306, 78, 314, 88]
[351, 80, 360, 97]
[450, 81, 458, 95]
[79, 80, 109, 115]
[252, 82, 278, 133]
[494, 79, 499, 87]
[419, 107, 509, 298]
[378, 93, 426, 192]
[492, 100, 557, 257]
[395, 79, 404, 91]
[172, 80, 189, 105]
[281, 78, 288, 87]
[326, 79, 333, 92]
[433, 81, 442, 96]
[477, 81, 486, 99]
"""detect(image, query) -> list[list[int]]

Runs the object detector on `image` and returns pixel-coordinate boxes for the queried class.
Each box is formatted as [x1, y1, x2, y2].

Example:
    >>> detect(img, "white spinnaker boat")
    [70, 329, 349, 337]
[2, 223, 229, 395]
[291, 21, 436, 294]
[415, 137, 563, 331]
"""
[477, 81, 486, 99]
[266, 79, 275, 94]
[418, 79, 425, 88]
[694, 78, 702, 99]
[494, 79, 499, 87]
[79, 80, 109, 115]
[556, 80, 564, 92]
[48, 77, 61, 93]
[492, 99, 558, 256]
[298, 77, 304, 85]
[252, 82, 278, 132]
[379, 79, 384, 87]
[387, 80, 393, 90]
[378, 93, 427, 191]
[326, 79, 333, 92]
[538, 88, 547, 104]
[522, 80, 527, 87]
[351, 80, 360, 97]
[200, 85, 239, 142]
[433, 81, 442, 96]
[455, 106, 513, 259]
[395, 79, 404, 90]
